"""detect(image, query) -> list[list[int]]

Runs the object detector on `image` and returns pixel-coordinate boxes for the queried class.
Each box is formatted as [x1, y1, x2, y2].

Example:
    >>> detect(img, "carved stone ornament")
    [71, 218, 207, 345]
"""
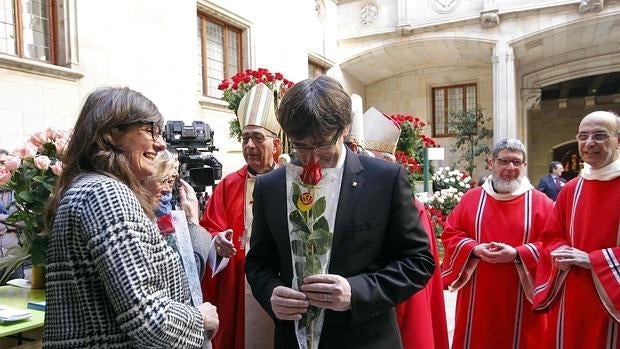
[521, 88, 542, 110]
[480, 10, 500, 28]
[432, 0, 458, 14]
[579, 0, 604, 14]
[315, 0, 325, 21]
[359, 2, 379, 25]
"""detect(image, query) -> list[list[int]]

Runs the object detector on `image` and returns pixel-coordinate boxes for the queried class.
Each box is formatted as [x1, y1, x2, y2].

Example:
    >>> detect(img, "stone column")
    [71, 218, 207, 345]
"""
[397, 0, 409, 26]
[519, 88, 541, 152]
[492, 42, 517, 141]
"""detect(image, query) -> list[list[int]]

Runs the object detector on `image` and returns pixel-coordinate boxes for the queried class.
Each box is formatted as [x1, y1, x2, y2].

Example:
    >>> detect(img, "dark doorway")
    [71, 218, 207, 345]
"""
[553, 142, 582, 181]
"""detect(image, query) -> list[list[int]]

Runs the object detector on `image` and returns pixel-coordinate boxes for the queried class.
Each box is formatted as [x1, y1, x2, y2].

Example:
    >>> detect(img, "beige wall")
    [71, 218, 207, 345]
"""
[364, 65, 494, 177]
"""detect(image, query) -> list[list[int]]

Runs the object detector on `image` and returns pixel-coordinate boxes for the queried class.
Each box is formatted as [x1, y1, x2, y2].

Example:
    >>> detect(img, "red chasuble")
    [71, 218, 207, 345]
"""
[200, 166, 248, 349]
[534, 176, 620, 349]
[396, 200, 449, 349]
[442, 187, 552, 349]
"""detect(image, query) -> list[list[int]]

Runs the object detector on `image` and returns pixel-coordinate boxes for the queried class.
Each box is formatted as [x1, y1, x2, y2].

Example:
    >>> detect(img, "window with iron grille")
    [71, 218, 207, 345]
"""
[197, 12, 242, 98]
[432, 83, 477, 137]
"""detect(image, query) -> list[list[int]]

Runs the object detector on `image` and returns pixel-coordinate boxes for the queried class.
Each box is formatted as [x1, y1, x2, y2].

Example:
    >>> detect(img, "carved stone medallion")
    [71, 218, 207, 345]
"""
[359, 2, 378, 26]
[432, 0, 458, 14]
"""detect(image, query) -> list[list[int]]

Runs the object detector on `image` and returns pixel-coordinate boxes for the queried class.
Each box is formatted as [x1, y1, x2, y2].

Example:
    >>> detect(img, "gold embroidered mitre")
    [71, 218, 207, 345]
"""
[237, 83, 281, 135]
[346, 94, 365, 148]
[363, 107, 401, 155]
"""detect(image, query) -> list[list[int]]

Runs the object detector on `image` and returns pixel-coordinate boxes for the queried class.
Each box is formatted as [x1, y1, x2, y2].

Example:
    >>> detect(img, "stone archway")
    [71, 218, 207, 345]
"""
[553, 141, 582, 182]
[512, 13, 620, 180]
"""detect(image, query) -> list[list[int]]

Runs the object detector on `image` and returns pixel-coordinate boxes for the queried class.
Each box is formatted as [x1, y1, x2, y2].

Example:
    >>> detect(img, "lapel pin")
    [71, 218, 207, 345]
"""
[352, 181, 358, 187]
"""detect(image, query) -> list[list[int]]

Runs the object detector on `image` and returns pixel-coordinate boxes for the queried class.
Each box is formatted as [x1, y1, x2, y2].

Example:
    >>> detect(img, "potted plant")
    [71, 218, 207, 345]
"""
[448, 107, 493, 179]
[0, 128, 70, 287]
[391, 114, 439, 192]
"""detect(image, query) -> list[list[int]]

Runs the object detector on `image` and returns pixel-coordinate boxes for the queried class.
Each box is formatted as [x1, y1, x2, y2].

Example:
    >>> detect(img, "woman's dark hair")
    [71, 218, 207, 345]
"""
[277, 75, 351, 139]
[45, 87, 164, 227]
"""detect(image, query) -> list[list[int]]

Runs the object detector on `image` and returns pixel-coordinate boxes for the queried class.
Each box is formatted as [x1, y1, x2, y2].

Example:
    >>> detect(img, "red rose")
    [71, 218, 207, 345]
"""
[300, 159, 322, 185]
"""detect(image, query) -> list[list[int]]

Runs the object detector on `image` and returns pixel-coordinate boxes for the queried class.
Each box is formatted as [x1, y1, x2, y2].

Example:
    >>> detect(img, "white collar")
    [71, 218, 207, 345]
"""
[333, 143, 347, 170]
[482, 175, 534, 201]
[580, 159, 620, 181]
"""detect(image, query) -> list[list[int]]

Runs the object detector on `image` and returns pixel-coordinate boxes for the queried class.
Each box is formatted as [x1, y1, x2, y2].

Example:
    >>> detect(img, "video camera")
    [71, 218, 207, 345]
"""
[164, 121, 223, 209]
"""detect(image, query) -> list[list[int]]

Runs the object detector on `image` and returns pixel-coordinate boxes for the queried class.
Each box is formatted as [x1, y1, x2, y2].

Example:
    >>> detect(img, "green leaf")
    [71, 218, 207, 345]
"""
[32, 175, 45, 183]
[289, 211, 310, 234]
[0, 248, 30, 286]
[41, 181, 54, 192]
[305, 255, 321, 275]
[312, 216, 329, 232]
[29, 234, 49, 267]
[18, 191, 36, 203]
[309, 196, 326, 217]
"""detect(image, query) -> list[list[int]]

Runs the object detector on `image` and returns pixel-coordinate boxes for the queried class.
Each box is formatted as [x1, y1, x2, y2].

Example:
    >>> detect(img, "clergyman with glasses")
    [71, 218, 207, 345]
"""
[441, 138, 553, 349]
[245, 75, 434, 348]
[198, 83, 280, 349]
[533, 110, 620, 349]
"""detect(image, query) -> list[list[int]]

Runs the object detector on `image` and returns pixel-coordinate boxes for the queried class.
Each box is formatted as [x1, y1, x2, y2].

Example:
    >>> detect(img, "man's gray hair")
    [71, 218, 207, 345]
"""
[492, 138, 527, 160]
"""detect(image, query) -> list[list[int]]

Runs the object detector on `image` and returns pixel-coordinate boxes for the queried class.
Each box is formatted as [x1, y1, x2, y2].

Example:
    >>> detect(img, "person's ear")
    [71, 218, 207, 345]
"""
[272, 137, 281, 154]
[348, 143, 359, 153]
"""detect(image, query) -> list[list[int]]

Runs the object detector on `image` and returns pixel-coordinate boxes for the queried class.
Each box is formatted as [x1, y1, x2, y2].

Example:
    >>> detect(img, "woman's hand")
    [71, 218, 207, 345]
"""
[198, 301, 219, 337]
[177, 179, 199, 225]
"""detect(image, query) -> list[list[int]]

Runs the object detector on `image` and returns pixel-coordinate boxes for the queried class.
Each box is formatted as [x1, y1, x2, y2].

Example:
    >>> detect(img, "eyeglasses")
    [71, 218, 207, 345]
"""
[496, 158, 525, 167]
[290, 132, 341, 154]
[575, 132, 610, 143]
[241, 132, 274, 145]
[138, 122, 163, 141]
[119, 121, 163, 141]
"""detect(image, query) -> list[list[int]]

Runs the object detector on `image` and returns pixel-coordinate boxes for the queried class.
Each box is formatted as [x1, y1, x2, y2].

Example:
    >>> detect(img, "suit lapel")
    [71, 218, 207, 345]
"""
[331, 150, 364, 254]
[272, 168, 290, 250]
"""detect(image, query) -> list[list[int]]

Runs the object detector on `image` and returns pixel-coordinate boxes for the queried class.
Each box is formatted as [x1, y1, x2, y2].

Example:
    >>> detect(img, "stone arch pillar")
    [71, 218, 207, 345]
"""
[492, 41, 517, 142]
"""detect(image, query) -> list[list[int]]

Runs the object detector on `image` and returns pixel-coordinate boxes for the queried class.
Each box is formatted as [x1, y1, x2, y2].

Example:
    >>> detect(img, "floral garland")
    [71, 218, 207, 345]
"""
[287, 160, 333, 349]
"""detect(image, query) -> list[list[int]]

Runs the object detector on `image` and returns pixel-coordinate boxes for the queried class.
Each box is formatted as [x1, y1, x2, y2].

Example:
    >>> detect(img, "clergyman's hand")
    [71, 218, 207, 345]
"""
[270, 286, 309, 321]
[214, 229, 235, 258]
[485, 242, 518, 264]
[551, 246, 591, 270]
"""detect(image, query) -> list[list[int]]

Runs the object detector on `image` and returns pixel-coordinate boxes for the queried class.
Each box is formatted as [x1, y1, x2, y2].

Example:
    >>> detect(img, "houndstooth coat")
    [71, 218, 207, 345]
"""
[44, 173, 206, 348]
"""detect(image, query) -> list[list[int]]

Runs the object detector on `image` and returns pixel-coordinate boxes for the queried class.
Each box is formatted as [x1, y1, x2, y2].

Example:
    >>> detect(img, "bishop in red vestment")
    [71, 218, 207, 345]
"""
[396, 200, 449, 349]
[200, 83, 282, 349]
[442, 139, 552, 349]
[533, 111, 620, 349]
[361, 107, 449, 349]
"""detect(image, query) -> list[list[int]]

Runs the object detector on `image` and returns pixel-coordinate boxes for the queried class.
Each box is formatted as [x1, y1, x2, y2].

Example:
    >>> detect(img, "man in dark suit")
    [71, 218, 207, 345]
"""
[537, 160, 566, 200]
[245, 76, 435, 349]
